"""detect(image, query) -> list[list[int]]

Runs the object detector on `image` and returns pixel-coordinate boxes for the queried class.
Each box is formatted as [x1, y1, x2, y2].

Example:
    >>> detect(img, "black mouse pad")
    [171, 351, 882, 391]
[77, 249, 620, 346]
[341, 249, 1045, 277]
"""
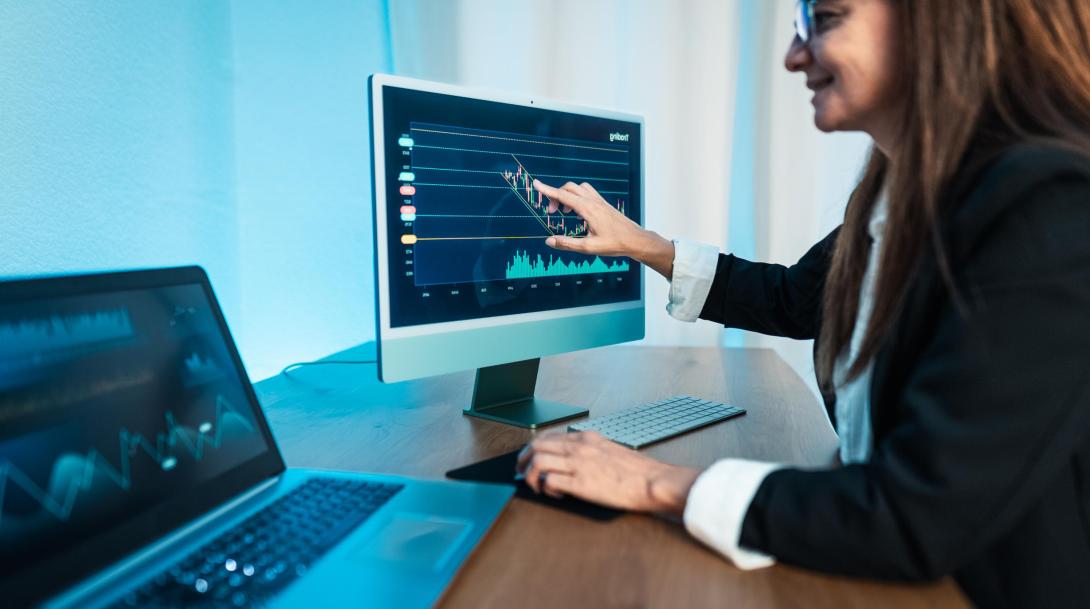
[446, 449, 623, 521]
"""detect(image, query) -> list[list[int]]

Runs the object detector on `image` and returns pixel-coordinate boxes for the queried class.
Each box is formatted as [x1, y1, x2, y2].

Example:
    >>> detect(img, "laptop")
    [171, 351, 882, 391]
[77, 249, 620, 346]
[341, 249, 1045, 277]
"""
[0, 266, 514, 608]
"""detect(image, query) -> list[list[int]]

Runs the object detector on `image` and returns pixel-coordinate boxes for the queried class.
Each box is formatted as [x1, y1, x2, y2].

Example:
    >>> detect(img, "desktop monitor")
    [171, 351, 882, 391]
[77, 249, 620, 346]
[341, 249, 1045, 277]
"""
[369, 74, 644, 427]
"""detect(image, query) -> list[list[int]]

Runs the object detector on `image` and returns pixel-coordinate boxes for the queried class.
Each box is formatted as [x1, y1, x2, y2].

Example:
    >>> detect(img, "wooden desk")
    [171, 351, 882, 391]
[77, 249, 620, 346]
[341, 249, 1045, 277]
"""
[253, 344, 970, 609]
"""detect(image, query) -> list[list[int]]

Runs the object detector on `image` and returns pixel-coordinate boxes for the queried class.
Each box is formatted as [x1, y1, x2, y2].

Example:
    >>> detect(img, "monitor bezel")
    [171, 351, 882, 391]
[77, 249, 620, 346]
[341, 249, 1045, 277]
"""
[369, 73, 647, 365]
[0, 266, 286, 607]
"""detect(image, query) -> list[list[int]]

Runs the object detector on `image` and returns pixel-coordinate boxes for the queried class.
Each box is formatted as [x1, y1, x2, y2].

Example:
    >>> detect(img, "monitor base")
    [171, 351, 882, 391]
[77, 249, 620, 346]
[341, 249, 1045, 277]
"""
[463, 398, 588, 429]
[463, 358, 588, 429]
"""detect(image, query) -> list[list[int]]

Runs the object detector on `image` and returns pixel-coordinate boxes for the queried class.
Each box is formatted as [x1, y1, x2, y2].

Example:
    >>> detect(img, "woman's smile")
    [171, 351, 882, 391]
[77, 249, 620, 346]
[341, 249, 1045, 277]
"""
[808, 76, 835, 105]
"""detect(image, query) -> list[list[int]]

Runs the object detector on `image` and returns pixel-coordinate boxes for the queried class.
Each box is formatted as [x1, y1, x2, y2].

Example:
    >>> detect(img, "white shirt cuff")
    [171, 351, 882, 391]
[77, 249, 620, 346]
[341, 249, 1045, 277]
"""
[666, 239, 720, 322]
[683, 458, 783, 570]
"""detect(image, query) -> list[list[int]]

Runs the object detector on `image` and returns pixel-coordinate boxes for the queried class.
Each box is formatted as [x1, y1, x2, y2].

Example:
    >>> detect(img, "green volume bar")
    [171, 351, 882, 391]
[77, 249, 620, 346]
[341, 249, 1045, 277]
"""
[505, 250, 630, 279]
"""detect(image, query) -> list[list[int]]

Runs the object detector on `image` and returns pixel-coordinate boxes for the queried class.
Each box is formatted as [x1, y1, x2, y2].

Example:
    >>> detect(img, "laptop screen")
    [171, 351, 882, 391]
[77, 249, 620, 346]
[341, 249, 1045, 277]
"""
[0, 269, 283, 603]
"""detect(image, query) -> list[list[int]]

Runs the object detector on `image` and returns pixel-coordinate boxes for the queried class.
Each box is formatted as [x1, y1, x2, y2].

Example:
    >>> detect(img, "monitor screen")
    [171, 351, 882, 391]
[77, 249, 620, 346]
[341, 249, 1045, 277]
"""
[376, 83, 643, 329]
[0, 275, 280, 599]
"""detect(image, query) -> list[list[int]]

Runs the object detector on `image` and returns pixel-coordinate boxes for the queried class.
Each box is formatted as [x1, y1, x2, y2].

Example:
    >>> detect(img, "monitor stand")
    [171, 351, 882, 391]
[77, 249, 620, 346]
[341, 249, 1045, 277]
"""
[464, 358, 588, 429]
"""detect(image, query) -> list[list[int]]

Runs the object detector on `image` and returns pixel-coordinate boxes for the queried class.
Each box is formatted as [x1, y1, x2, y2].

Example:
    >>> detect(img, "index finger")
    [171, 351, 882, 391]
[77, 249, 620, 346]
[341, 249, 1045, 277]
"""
[534, 179, 591, 215]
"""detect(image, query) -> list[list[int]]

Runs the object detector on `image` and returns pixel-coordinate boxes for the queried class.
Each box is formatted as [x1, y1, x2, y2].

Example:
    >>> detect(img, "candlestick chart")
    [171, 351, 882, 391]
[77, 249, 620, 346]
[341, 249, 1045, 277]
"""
[403, 123, 635, 285]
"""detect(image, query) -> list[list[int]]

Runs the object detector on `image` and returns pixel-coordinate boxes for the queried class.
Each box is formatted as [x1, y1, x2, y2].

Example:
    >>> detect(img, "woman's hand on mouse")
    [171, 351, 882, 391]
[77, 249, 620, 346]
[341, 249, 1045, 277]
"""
[515, 430, 700, 516]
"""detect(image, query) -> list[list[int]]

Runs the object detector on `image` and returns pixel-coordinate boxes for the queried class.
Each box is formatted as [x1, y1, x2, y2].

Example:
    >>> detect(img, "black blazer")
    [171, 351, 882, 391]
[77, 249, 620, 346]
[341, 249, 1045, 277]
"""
[698, 145, 1090, 609]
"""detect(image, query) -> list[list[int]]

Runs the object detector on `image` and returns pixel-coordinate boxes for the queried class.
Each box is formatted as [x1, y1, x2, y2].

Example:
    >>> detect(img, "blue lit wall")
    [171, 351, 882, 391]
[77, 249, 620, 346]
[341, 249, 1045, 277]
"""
[0, 1, 395, 379]
[0, 1, 240, 328]
[230, 0, 392, 378]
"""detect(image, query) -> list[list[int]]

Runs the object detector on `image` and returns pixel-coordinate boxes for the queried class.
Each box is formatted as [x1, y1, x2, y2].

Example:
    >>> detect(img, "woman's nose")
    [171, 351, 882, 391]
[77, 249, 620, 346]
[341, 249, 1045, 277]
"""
[784, 36, 812, 72]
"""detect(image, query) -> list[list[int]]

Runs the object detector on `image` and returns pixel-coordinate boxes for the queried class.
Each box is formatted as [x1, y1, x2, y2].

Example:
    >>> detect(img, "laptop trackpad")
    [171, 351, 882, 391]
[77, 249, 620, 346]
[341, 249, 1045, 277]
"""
[352, 513, 471, 571]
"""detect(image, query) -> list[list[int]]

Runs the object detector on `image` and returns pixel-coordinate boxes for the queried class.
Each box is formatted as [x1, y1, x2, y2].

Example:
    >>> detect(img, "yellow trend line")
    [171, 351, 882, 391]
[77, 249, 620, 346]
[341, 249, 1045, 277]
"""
[414, 236, 547, 241]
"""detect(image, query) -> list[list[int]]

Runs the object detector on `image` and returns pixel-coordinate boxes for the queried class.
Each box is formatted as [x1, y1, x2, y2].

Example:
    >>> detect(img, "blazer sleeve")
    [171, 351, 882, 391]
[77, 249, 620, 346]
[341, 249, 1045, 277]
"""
[737, 173, 1090, 580]
[698, 228, 840, 339]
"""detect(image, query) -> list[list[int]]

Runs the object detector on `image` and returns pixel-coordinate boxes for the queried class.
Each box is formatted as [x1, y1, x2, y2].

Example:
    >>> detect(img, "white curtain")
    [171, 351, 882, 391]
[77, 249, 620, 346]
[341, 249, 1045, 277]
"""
[390, 0, 872, 396]
[389, 0, 742, 347]
[753, 1, 871, 396]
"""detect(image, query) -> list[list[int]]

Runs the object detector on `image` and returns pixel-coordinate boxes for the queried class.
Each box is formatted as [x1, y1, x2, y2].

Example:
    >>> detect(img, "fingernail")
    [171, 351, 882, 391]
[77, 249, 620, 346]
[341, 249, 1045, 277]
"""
[545, 237, 556, 247]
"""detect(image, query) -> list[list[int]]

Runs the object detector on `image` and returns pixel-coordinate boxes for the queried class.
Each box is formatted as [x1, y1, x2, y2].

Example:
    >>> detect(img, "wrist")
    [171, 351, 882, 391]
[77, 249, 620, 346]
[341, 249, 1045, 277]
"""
[648, 464, 700, 516]
[639, 230, 673, 261]
[633, 231, 675, 279]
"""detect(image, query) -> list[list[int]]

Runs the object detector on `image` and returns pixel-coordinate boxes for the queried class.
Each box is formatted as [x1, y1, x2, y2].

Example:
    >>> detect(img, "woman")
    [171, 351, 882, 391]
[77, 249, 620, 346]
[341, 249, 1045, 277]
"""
[516, 1, 1090, 607]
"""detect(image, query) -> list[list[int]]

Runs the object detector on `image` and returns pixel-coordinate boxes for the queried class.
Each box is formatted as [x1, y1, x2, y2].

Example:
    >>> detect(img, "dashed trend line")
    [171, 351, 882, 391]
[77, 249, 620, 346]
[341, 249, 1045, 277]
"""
[412, 144, 629, 166]
[414, 183, 515, 189]
[412, 166, 629, 183]
[0, 395, 254, 528]
[410, 127, 628, 154]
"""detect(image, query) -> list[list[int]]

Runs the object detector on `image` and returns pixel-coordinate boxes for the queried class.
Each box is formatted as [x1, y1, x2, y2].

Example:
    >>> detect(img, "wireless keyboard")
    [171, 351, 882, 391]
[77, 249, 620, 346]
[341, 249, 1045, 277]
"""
[568, 395, 745, 449]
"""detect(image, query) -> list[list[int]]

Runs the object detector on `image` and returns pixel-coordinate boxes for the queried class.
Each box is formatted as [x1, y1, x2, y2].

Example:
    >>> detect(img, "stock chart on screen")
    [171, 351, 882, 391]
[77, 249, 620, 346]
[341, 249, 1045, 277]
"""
[407, 122, 631, 284]
[0, 285, 270, 575]
[379, 86, 642, 328]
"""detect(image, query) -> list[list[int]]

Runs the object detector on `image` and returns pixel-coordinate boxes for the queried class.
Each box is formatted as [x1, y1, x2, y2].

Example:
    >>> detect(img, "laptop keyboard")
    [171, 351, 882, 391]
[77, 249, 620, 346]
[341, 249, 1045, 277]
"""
[568, 395, 746, 449]
[111, 477, 403, 609]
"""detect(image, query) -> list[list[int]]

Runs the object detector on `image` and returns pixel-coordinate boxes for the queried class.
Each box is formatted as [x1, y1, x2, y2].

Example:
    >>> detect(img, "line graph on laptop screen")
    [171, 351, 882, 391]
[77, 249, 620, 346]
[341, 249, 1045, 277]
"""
[0, 286, 269, 575]
[379, 86, 642, 328]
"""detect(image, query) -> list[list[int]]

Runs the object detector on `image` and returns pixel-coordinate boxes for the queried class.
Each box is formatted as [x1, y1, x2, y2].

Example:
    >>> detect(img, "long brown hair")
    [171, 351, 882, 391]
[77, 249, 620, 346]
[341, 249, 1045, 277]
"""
[815, 0, 1090, 395]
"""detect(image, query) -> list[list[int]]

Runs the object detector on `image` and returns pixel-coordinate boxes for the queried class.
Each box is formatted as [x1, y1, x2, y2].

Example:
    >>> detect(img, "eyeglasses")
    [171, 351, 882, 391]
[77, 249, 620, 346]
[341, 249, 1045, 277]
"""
[794, 0, 816, 43]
